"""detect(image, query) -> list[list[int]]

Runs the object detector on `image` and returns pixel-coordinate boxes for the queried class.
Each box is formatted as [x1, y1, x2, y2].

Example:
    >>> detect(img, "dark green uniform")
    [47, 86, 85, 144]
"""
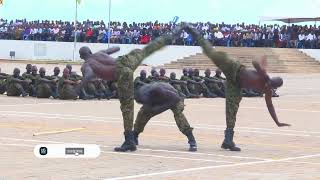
[133, 83, 193, 135]
[134, 99, 193, 135]
[35, 76, 58, 98]
[6, 76, 27, 96]
[22, 73, 37, 96]
[180, 75, 197, 94]
[198, 38, 245, 128]
[0, 73, 8, 94]
[58, 77, 79, 100]
[116, 36, 170, 131]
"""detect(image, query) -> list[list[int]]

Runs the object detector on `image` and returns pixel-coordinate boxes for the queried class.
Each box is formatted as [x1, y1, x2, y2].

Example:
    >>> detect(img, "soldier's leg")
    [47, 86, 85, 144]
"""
[180, 83, 199, 98]
[13, 83, 27, 97]
[60, 85, 78, 100]
[37, 84, 51, 98]
[222, 81, 242, 151]
[200, 82, 217, 98]
[133, 105, 158, 145]
[171, 100, 197, 151]
[0, 81, 6, 94]
[114, 67, 136, 152]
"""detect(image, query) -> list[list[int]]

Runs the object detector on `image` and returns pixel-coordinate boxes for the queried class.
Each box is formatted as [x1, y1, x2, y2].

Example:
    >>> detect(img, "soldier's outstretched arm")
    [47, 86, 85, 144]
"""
[98, 46, 120, 55]
[265, 88, 290, 127]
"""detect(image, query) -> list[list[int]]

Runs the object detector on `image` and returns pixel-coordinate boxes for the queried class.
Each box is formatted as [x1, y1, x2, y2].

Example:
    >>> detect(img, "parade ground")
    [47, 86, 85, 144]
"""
[0, 63, 320, 179]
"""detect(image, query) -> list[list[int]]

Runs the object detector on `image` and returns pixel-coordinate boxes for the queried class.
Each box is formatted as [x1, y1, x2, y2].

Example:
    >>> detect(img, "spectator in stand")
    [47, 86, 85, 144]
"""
[305, 31, 316, 49]
[298, 31, 306, 48]
[0, 19, 319, 49]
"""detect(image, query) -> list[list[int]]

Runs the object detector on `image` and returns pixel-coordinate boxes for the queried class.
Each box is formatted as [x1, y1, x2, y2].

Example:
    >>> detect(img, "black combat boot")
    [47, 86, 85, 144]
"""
[221, 128, 241, 151]
[186, 131, 197, 152]
[133, 131, 139, 145]
[114, 131, 137, 152]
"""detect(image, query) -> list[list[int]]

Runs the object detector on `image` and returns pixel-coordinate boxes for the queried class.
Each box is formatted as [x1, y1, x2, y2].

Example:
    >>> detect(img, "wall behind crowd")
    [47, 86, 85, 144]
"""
[0, 40, 202, 66]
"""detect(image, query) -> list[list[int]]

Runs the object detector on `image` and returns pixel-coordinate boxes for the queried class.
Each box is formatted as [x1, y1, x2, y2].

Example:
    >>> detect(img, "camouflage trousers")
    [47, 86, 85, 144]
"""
[134, 100, 193, 135]
[116, 37, 167, 131]
[0, 80, 6, 94]
[59, 84, 80, 100]
[37, 83, 57, 98]
[7, 83, 25, 96]
[116, 51, 145, 131]
[208, 52, 244, 129]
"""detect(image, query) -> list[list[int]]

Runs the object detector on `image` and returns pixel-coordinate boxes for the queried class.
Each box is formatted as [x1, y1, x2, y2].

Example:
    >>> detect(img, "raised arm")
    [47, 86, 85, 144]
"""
[98, 46, 120, 55]
[265, 88, 290, 127]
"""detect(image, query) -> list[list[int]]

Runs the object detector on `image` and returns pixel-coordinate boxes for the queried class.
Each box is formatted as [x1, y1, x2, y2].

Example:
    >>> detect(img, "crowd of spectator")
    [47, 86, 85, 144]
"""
[0, 19, 320, 49]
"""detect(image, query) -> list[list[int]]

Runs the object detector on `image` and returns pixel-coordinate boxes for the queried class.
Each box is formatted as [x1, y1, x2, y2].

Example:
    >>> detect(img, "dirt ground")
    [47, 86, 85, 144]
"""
[0, 62, 320, 180]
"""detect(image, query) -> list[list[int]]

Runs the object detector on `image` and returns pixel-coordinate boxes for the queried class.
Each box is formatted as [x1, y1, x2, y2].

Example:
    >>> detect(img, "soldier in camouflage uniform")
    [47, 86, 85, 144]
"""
[36, 67, 58, 98]
[6, 68, 30, 97]
[133, 82, 197, 151]
[147, 68, 157, 82]
[134, 70, 152, 97]
[22, 64, 32, 78]
[203, 69, 225, 97]
[184, 25, 289, 151]
[22, 65, 38, 97]
[58, 68, 82, 100]
[157, 68, 170, 83]
[0, 67, 8, 94]
[192, 68, 217, 98]
[169, 72, 198, 98]
[80, 33, 178, 152]
[51, 67, 61, 80]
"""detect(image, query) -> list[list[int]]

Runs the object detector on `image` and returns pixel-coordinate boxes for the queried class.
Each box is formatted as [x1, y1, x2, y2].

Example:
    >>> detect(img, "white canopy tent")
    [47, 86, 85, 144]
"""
[260, 16, 320, 24]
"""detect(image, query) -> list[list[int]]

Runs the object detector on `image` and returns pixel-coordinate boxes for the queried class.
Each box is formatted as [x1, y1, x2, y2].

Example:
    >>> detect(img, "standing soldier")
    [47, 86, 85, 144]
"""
[80, 32, 179, 152]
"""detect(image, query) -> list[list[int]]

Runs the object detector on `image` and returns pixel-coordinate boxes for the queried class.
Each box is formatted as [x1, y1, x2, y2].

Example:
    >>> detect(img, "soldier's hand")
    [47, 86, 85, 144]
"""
[277, 122, 291, 127]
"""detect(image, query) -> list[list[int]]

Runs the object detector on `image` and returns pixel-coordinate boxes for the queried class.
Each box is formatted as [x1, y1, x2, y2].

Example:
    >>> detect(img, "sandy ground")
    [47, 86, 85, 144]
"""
[0, 62, 320, 179]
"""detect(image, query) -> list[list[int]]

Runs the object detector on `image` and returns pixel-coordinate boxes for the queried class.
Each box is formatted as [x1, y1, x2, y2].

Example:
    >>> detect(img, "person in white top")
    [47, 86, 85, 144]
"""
[306, 32, 316, 48]
[298, 32, 306, 48]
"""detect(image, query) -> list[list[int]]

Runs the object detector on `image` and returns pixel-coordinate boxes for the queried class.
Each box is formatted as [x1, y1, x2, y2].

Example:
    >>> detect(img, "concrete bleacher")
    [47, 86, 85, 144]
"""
[160, 47, 320, 73]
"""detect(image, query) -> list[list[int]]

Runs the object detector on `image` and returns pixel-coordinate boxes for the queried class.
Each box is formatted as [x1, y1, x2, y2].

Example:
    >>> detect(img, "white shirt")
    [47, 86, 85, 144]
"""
[298, 34, 306, 41]
[183, 31, 188, 39]
[306, 33, 315, 40]
[214, 31, 224, 39]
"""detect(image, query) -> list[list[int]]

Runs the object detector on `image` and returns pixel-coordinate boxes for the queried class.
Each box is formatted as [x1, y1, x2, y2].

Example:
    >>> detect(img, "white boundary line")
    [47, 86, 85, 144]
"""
[100, 151, 233, 163]
[188, 103, 320, 113]
[2, 111, 320, 138]
[103, 153, 320, 180]
[0, 137, 269, 161]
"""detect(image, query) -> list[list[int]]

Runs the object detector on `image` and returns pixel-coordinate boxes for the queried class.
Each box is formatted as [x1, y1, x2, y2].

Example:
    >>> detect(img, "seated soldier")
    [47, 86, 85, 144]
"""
[147, 68, 157, 82]
[0, 67, 8, 94]
[134, 70, 152, 96]
[203, 69, 225, 97]
[157, 68, 170, 82]
[66, 64, 94, 99]
[58, 68, 89, 100]
[36, 67, 58, 99]
[22, 64, 32, 78]
[191, 68, 217, 98]
[169, 72, 198, 98]
[51, 67, 61, 80]
[6, 68, 30, 97]
[133, 82, 197, 152]
[84, 78, 106, 99]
